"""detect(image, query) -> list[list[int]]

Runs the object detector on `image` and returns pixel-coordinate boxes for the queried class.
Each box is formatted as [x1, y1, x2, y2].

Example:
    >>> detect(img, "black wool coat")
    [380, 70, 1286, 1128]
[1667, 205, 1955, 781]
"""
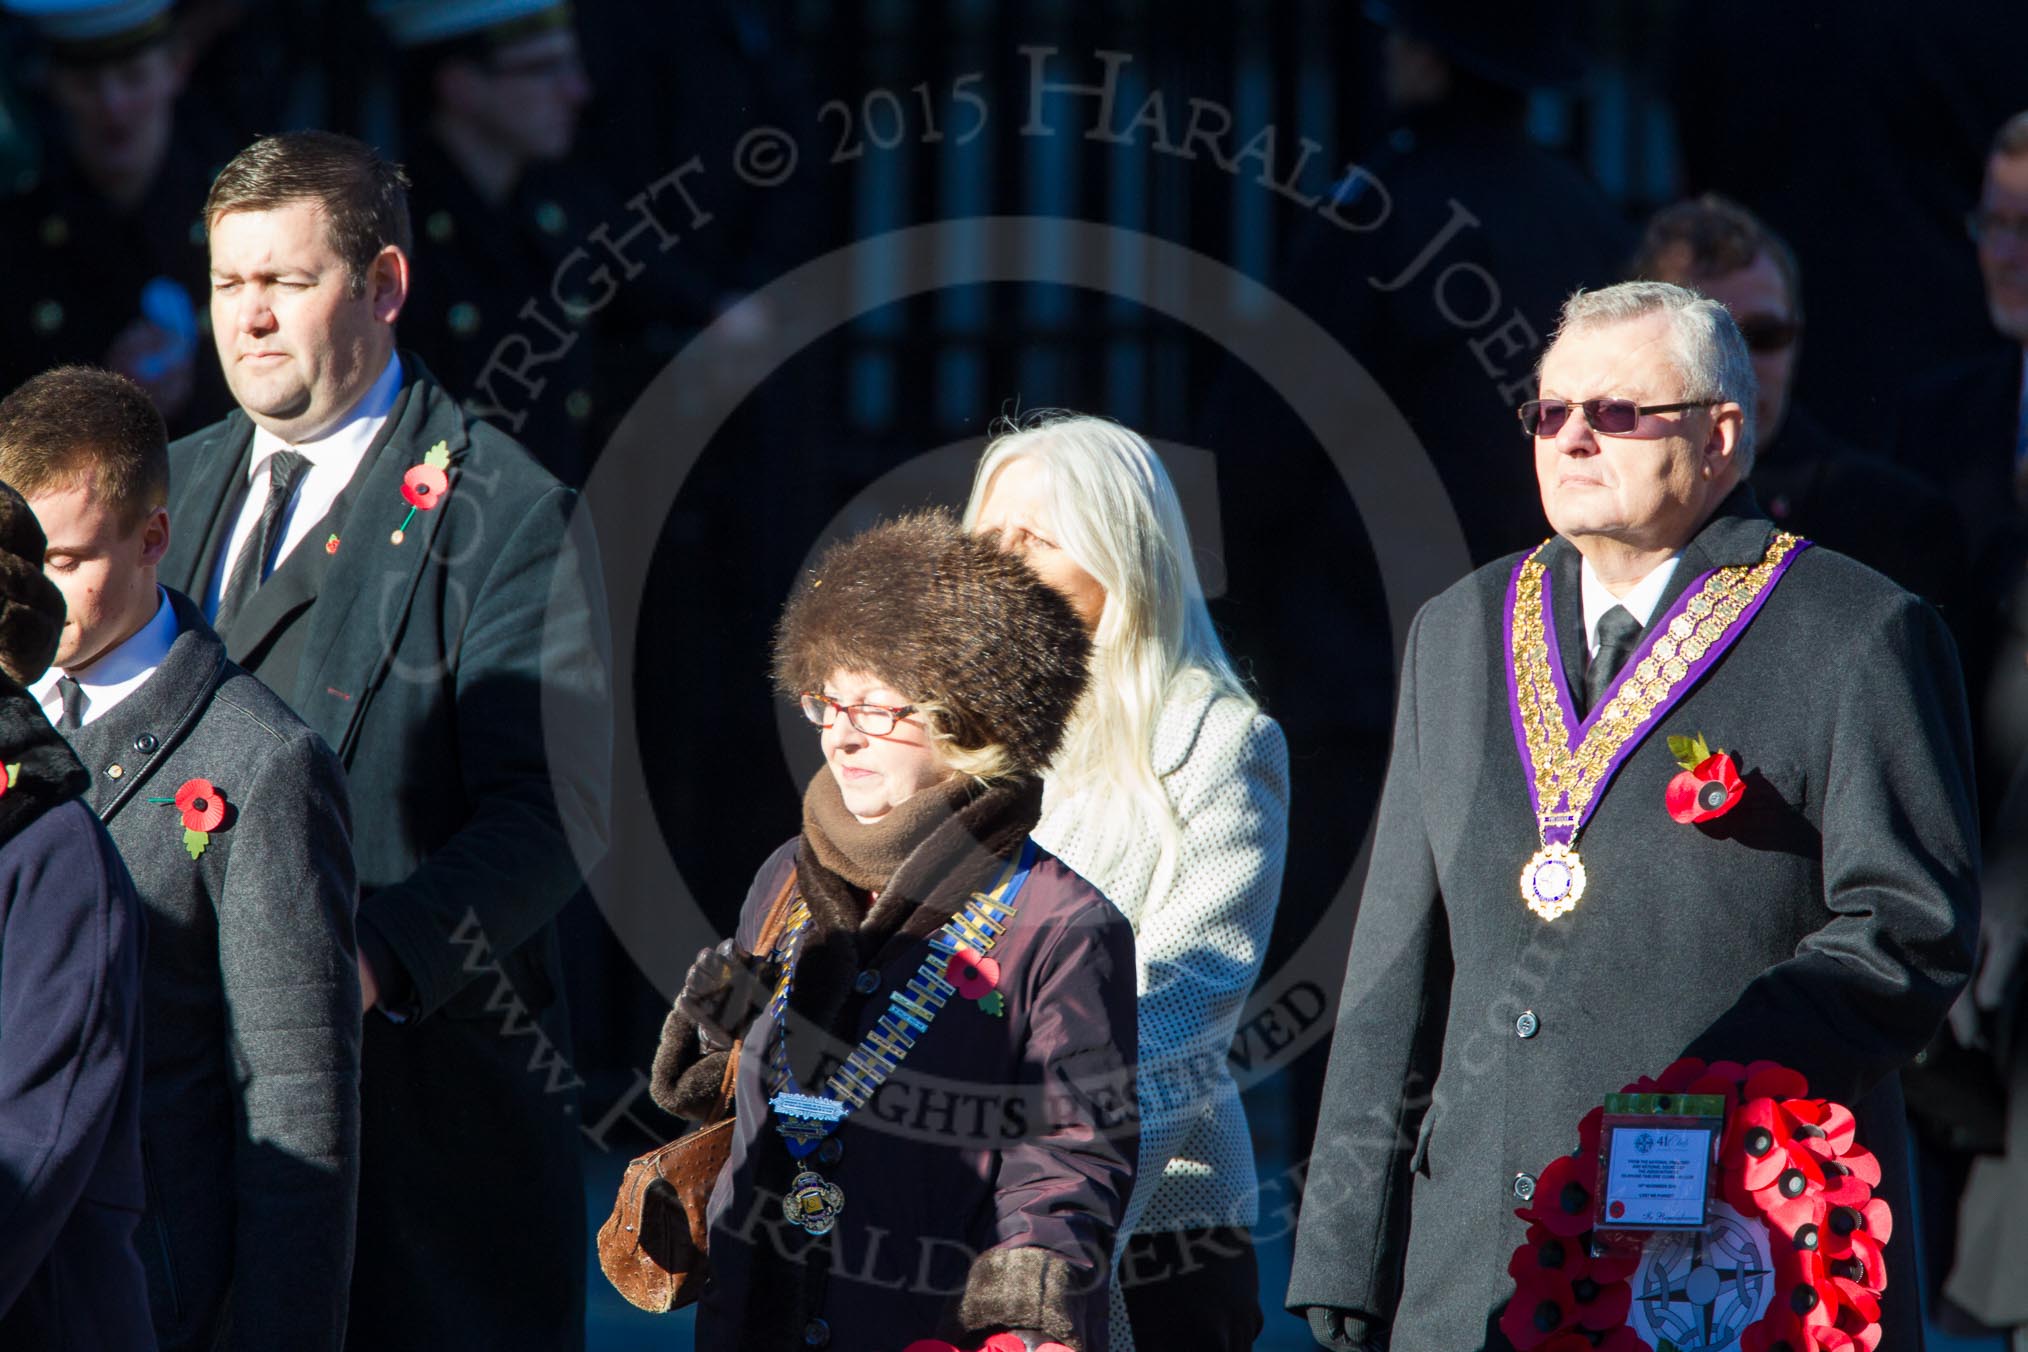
[651, 779, 1139, 1352]
[160, 356, 613, 1350]
[58, 591, 359, 1352]
[1287, 489, 1980, 1351]
[0, 678, 153, 1351]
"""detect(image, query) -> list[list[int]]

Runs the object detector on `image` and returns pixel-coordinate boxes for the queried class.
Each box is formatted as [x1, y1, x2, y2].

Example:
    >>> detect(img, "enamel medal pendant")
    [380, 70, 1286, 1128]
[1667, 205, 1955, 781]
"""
[1520, 842, 1587, 922]
[781, 1170, 846, 1236]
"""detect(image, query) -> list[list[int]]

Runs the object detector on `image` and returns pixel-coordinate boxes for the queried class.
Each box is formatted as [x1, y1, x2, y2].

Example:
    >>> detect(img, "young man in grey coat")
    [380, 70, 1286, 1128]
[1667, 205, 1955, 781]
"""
[0, 365, 360, 1352]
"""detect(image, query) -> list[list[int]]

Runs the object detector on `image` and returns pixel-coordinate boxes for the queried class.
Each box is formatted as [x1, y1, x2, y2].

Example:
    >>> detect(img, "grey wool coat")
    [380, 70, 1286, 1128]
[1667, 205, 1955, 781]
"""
[159, 355, 612, 1350]
[1287, 488, 1980, 1350]
[58, 589, 359, 1352]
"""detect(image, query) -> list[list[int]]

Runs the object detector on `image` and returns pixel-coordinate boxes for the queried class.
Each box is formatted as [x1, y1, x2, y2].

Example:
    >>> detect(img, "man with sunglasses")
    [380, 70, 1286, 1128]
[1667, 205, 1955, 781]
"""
[1291, 280, 1977, 1351]
[1632, 195, 1963, 609]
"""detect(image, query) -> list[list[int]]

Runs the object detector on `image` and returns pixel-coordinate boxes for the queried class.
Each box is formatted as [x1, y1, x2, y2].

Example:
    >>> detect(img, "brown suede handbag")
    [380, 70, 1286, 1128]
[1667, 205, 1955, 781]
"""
[598, 873, 798, 1313]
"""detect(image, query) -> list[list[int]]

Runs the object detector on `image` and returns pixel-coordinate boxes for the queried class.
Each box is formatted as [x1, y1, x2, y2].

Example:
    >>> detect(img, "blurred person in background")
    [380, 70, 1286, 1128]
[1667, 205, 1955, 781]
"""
[1899, 106, 2028, 1350]
[1897, 112, 2028, 822]
[376, 0, 630, 487]
[0, 0, 232, 433]
[966, 414, 1289, 1352]
[1631, 194, 1965, 608]
[1268, 0, 1632, 565]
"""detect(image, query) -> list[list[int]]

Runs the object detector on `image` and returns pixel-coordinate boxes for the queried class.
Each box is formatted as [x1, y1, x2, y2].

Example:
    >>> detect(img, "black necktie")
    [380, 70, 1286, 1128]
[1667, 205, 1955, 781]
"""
[1582, 605, 1642, 716]
[213, 449, 309, 634]
[54, 675, 85, 731]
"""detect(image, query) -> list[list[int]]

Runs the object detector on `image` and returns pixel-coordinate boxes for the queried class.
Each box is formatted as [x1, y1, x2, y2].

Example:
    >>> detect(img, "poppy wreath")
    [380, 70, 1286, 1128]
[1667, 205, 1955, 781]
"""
[903, 1337, 1073, 1352]
[1500, 1058, 1889, 1352]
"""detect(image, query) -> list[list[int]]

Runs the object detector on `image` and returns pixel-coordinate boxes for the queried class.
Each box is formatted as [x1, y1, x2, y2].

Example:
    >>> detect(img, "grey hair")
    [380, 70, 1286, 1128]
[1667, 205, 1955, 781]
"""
[1993, 109, 2028, 158]
[1547, 279, 1759, 475]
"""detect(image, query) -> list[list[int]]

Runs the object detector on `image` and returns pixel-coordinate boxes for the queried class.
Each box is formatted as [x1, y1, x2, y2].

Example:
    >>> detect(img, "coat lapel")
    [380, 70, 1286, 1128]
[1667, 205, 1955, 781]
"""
[64, 592, 226, 824]
[288, 359, 469, 760]
[1653, 483, 1777, 616]
[162, 414, 256, 604]
[221, 381, 419, 671]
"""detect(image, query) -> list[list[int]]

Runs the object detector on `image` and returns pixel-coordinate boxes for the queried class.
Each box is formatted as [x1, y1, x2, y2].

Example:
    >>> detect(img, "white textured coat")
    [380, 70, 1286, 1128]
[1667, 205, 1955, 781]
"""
[1034, 686, 1290, 1351]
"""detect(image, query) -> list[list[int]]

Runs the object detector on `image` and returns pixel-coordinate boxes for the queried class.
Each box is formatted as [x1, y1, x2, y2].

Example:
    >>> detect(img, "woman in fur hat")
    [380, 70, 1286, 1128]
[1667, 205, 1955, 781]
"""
[967, 414, 1289, 1352]
[649, 509, 1137, 1352]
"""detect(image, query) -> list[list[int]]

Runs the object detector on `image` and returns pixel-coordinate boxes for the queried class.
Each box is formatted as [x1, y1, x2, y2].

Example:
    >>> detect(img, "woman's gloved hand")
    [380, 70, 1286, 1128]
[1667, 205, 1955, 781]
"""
[676, 938, 768, 1052]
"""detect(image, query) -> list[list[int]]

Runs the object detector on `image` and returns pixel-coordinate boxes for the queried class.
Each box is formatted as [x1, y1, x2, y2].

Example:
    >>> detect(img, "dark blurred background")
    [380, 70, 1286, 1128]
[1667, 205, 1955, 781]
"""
[4, 1, 2025, 1345]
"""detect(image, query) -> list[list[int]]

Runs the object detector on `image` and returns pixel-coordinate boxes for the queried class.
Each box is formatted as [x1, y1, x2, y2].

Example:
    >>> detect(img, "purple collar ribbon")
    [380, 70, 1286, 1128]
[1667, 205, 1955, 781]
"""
[1504, 533, 1808, 850]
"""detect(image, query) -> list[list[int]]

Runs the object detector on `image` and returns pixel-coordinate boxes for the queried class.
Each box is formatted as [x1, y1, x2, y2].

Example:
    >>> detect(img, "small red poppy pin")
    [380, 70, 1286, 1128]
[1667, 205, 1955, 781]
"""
[0, 763, 18, 796]
[148, 777, 229, 859]
[391, 440, 452, 545]
[945, 945, 1004, 1017]
[1664, 732, 1746, 824]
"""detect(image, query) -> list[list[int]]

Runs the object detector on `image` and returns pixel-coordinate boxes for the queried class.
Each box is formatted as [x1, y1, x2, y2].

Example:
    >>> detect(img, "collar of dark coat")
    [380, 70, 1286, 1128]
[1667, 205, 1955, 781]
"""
[290, 355, 470, 761]
[171, 356, 473, 759]
[777, 775, 1043, 1082]
[0, 673, 89, 848]
[1542, 481, 1774, 670]
[63, 590, 228, 823]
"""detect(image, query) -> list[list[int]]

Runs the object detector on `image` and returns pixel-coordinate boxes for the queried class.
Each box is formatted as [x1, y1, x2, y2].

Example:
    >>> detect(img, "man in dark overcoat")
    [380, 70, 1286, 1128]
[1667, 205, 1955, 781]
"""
[0, 365, 360, 1351]
[1288, 281, 1980, 1350]
[156, 130, 612, 1350]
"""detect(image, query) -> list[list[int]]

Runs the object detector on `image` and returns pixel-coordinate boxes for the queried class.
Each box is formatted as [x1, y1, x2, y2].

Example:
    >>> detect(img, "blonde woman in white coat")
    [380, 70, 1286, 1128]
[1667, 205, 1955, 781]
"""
[967, 413, 1290, 1352]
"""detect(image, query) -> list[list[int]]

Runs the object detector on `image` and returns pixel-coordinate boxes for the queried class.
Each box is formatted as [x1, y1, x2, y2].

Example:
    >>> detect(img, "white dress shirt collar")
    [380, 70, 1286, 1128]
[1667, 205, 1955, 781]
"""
[31, 586, 177, 728]
[206, 353, 404, 622]
[246, 351, 404, 484]
[1579, 552, 1682, 658]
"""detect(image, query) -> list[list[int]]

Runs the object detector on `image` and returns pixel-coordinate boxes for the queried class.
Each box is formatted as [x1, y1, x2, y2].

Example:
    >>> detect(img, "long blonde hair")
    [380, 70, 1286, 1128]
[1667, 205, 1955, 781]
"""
[962, 412, 1255, 889]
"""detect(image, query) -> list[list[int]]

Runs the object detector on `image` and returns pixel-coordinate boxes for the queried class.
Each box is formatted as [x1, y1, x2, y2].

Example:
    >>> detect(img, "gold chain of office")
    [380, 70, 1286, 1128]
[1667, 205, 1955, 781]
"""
[1512, 531, 1803, 842]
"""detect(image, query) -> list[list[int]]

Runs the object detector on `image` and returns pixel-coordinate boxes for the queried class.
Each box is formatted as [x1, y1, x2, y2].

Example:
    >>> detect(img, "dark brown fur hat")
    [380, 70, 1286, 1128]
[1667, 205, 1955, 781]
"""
[773, 509, 1091, 776]
[0, 480, 62, 685]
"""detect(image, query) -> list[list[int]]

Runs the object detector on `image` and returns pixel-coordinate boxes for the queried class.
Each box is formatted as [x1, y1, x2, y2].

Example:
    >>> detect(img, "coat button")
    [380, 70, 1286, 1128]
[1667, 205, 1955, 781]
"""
[817, 1137, 844, 1165]
[1513, 1172, 1537, 1202]
[802, 1318, 830, 1346]
[853, 970, 879, 995]
[134, 733, 159, 754]
[1515, 1010, 1540, 1039]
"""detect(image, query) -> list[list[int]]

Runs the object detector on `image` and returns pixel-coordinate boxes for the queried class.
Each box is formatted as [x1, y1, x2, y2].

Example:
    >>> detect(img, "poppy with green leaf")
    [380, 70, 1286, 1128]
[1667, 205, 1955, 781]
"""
[1664, 732, 1746, 824]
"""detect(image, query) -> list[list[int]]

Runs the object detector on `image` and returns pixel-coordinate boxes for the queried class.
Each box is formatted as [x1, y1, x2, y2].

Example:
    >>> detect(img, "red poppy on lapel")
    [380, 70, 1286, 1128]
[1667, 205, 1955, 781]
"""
[175, 778, 227, 832]
[946, 945, 1000, 1002]
[1665, 732, 1747, 823]
[392, 441, 454, 545]
[401, 463, 449, 510]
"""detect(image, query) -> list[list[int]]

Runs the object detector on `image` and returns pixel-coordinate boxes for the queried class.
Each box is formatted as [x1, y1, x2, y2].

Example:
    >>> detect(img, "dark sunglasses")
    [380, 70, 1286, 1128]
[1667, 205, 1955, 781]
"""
[1517, 398, 1711, 437]
[1736, 317, 1800, 354]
